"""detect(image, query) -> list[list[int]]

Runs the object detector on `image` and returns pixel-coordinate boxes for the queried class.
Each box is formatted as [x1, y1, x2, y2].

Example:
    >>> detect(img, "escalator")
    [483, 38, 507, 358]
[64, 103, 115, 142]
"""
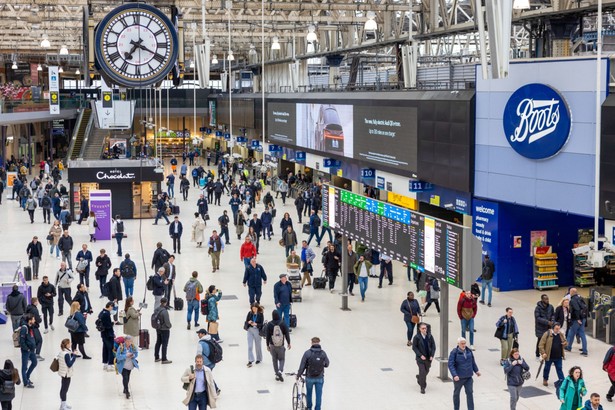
[68, 108, 92, 160]
[81, 110, 109, 160]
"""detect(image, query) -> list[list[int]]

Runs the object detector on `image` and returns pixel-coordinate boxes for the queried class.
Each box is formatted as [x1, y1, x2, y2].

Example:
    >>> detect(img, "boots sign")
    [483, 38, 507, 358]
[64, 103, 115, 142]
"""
[503, 83, 571, 160]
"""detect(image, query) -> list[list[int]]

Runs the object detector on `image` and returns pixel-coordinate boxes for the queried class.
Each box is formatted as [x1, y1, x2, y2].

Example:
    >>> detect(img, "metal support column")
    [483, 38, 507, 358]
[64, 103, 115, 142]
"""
[340, 235, 350, 311]
[437, 281, 450, 381]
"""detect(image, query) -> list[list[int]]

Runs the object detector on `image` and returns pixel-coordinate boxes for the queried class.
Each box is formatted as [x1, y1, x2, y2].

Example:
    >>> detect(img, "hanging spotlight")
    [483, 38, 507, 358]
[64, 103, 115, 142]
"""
[75, 68, 81, 75]
[513, 0, 530, 9]
[59, 44, 69, 55]
[37, 64, 42, 71]
[271, 36, 281, 50]
[249, 44, 257, 56]
[11, 61, 18, 70]
[211, 55, 218, 64]
[58, 66, 64, 73]
[364, 11, 378, 31]
[227, 50, 235, 61]
[40, 34, 50, 48]
[189, 59, 195, 69]
[306, 25, 318, 42]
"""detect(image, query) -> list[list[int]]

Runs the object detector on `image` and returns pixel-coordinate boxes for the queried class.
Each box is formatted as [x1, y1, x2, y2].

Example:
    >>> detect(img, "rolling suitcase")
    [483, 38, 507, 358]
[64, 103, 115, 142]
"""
[24, 266, 32, 281]
[313, 275, 327, 290]
[289, 307, 297, 328]
[173, 285, 184, 311]
[139, 316, 150, 349]
[139, 329, 150, 349]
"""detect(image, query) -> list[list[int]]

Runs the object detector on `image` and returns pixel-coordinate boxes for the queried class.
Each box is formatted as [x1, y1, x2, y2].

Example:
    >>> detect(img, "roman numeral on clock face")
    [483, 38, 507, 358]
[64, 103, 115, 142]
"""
[108, 51, 122, 63]
[157, 42, 168, 49]
[153, 53, 165, 63]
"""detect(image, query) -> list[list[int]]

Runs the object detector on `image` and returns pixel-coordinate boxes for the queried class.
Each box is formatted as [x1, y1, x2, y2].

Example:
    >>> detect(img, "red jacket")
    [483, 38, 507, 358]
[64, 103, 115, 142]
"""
[240, 242, 257, 260]
[457, 296, 477, 320]
[603, 347, 615, 380]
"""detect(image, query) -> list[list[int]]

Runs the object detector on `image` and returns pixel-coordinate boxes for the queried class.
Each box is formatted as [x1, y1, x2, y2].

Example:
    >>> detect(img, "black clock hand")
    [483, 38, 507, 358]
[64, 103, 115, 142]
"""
[125, 39, 144, 60]
[135, 43, 157, 55]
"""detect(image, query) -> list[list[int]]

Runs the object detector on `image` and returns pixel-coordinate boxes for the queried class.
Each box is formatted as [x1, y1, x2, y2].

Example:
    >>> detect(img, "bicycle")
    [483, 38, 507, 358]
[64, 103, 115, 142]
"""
[285, 372, 307, 410]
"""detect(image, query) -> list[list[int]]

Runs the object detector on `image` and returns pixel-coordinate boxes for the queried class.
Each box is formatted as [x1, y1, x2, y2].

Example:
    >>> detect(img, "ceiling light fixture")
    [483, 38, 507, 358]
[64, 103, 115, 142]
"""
[75, 68, 80, 75]
[58, 66, 63, 73]
[11, 61, 18, 70]
[271, 36, 281, 50]
[40, 34, 50, 48]
[306, 25, 318, 42]
[227, 50, 235, 61]
[513, 0, 531, 10]
[37, 64, 42, 71]
[189, 59, 195, 68]
[249, 44, 257, 55]
[59, 44, 69, 55]
[211, 55, 218, 64]
[364, 11, 378, 31]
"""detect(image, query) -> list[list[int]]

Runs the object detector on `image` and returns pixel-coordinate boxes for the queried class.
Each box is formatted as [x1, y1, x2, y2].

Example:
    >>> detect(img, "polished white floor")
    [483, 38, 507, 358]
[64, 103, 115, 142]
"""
[1, 162, 613, 410]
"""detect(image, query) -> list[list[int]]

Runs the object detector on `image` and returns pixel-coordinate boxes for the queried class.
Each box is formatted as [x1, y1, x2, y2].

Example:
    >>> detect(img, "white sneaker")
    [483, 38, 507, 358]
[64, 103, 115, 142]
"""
[44, 329, 49, 334]
[103, 364, 109, 371]
[51, 325, 55, 331]
[65, 404, 72, 410]
[470, 345, 476, 351]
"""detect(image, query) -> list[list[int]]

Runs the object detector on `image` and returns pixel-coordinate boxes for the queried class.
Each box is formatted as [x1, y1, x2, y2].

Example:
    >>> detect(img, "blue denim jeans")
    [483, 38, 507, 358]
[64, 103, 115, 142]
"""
[543, 358, 564, 382]
[21, 350, 37, 385]
[405, 321, 416, 342]
[566, 319, 588, 354]
[460, 318, 475, 345]
[358, 276, 368, 300]
[480, 280, 493, 304]
[187, 299, 200, 325]
[123, 277, 135, 298]
[168, 185, 174, 198]
[285, 245, 294, 258]
[307, 231, 320, 246]
[50, 243, 60, 257]
[453, 377, 474, 410]
[277, 304, 291, 329]
[306, 377, 324, 410]
[188, 391, 208, 410]
[115, 233, 123, 256]
[243, 258, 251, 269]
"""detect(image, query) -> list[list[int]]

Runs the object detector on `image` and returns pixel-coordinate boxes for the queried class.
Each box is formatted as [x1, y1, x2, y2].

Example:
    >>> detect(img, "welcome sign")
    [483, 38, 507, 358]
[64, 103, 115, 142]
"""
[502, 83, 572, 160]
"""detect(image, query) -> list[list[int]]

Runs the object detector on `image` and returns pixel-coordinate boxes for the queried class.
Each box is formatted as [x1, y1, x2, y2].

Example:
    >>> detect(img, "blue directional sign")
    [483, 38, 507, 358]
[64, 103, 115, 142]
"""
[199, 127, 206, 132]
[409, 180, 434, 192]
[323, 158, 341, 168]
[215, 130, 222, 137]
[251, 140, 261, 148]
[295, 151, 306, 161]
[268, 144, 282, 152]
[223, 133, 230, 140]
[237, 136, 247, 143]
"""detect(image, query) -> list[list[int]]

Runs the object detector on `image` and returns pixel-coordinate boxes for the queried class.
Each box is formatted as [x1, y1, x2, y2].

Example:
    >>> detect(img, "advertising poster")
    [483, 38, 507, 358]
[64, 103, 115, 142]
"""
[513, 236, 522, 248]
[89, 190, 112, 241]
[6, 172, 17, 188]
[268, 102, 296, 145]
[577, 228, 594, 244]
[530, 230, 547, 256]
[296, 103, 354, 158]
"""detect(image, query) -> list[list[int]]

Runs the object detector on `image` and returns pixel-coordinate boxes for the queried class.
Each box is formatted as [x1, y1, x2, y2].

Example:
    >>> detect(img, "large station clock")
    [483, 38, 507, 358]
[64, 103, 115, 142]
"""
[94, 3, 179, 87]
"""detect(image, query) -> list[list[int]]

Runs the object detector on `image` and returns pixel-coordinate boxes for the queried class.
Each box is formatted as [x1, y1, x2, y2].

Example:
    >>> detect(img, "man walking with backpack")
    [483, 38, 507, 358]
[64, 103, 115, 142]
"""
[113, 215, 125, 256]
[566, 288, 589, 356]
[266, 310, 291, 382]
[152, 298, 172, 364]
[119, 254, 137, 298]
[107, 268, 123, 325]
[297, 337, 330, 410]
[196, 328, 222, 395]
[184, 271, 204, 330]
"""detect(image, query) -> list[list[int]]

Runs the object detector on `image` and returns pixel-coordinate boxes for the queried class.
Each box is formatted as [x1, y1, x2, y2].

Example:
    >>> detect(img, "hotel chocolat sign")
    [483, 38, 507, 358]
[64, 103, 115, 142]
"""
[96, 169, 136, 181]
[68, 167, 163, 183]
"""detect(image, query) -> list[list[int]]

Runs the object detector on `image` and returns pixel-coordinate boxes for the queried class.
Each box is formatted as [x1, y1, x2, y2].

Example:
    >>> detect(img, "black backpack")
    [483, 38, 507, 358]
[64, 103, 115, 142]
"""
[65, 212, 72, 224]
[146, 276, 154, 291]
[116, 221, 124, 233]
[205, 339, 223, 363]
[121, 262, 135, 278]
[306, 350, 327, 378]
[578, 297, 589, 319]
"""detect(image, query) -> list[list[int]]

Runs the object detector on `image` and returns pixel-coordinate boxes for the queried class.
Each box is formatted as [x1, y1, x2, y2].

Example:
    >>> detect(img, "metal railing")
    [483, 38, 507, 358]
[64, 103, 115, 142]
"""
[0, 97, 83, 114]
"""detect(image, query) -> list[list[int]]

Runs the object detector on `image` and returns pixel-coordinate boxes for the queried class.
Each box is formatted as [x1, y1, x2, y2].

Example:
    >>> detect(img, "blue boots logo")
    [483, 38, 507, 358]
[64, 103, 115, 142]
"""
[503, 83, 571, 160]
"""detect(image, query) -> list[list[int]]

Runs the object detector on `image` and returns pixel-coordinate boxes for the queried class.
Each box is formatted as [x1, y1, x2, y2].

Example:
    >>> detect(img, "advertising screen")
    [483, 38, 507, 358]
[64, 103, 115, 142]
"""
[268, 102, 296, 145]
[353, 105, 417, 169]
[322, 185, 464, 288]
[296, 103, 354, 158]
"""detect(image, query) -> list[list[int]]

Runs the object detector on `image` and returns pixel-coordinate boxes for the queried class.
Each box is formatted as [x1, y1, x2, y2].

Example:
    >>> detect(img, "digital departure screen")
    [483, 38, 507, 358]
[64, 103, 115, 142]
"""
[323, 185, 463, 288]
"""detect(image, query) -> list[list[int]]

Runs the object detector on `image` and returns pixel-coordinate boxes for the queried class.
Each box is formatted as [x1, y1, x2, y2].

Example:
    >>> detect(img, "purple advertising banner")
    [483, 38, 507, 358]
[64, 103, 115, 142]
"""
[90, 190, 112, 241]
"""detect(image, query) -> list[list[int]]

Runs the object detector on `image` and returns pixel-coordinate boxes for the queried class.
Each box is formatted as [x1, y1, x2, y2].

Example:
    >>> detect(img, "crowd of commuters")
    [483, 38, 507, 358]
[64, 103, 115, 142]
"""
[1, 154, 611, 410]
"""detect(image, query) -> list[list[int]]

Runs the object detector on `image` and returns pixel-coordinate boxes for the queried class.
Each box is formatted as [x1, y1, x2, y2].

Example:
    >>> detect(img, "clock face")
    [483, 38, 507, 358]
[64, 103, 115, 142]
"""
[94, 4, 178, 87]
